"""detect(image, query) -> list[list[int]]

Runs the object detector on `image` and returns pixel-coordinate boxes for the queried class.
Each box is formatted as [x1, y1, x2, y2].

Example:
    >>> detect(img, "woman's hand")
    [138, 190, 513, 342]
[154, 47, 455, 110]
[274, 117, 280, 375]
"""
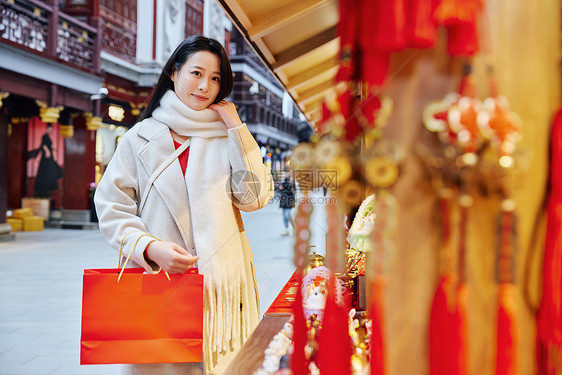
[43, 145, 51, 158]
[208, 101, 244, 129]
[144, 241, 199, 274]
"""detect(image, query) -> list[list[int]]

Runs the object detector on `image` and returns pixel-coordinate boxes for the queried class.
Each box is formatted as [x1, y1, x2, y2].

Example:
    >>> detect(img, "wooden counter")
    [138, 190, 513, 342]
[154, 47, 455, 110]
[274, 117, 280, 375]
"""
[222, 314, 290, 374]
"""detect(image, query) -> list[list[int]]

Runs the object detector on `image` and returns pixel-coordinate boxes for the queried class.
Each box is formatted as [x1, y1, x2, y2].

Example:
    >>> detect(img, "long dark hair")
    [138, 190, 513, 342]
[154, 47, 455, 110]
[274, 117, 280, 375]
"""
[139, 35, 233, 121]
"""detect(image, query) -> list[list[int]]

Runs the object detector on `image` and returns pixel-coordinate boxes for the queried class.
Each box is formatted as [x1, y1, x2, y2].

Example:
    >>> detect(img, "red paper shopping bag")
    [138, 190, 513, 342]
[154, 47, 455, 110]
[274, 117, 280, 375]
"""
[80, 267, 203, 365]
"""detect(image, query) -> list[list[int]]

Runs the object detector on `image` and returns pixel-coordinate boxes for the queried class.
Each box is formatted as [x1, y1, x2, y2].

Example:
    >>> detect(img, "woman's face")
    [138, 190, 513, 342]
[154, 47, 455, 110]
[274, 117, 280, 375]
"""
[171, 51, 221, 111]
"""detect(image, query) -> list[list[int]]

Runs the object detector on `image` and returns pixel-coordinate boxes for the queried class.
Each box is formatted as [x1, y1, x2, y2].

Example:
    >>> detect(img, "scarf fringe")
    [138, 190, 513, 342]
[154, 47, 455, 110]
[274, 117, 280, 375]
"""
[203, 269, 255, 373]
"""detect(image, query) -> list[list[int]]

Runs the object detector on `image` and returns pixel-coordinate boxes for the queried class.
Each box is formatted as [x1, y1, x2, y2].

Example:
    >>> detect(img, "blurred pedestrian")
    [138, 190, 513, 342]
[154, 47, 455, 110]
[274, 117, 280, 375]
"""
[30, 124, 62, 198]
[94, 35, 274, 374]
[278, 176, 296, 236]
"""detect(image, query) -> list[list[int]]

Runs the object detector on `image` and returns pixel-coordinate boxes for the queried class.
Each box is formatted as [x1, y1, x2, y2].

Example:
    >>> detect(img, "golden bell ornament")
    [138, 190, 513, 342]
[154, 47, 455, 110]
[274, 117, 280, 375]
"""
[85, 115, 103, 131]
[39, 107, 63, 123]
[304, 250, 325, 274]
[59, 124, 74, 138]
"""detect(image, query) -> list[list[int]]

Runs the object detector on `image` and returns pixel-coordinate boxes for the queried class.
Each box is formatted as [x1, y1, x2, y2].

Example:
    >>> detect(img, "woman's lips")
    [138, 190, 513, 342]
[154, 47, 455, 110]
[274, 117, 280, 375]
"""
[192, 94, 208, 101]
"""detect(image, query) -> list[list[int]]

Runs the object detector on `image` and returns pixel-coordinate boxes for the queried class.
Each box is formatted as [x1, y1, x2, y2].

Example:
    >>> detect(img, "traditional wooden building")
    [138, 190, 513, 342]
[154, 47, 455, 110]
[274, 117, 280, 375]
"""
[1, 0, 309, 233]
[0, 0, 207, 228]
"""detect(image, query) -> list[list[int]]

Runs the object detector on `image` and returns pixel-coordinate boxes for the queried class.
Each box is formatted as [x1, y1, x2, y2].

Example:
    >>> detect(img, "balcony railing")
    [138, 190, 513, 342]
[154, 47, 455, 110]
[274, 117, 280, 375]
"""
[100, 3, 135, 62]
[237, 99, 299, 137]
[0, 0, 100, 72]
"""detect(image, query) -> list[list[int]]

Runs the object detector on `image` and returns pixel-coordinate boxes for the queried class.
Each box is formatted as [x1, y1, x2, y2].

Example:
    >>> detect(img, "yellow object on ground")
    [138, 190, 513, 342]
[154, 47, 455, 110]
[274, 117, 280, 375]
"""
[14, 208, 33, 218]
[7, 218, 23, 232]
[23, 216, 44, 232]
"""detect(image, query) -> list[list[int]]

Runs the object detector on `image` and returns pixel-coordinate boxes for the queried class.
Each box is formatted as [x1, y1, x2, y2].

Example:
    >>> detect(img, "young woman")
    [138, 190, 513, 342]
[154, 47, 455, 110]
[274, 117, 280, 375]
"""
[94, 35, 274, 374]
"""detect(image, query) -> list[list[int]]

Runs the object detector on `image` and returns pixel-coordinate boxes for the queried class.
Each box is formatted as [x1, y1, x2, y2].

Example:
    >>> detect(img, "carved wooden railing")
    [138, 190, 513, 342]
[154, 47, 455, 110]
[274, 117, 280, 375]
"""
[237, 99, 299, 137]
[0, 0, 100, 72]
[99, 2, 136, 62]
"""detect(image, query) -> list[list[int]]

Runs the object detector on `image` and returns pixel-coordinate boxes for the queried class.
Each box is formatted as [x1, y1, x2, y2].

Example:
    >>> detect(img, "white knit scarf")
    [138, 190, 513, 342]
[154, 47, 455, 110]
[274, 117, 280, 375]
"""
[152, 91, 258, 370]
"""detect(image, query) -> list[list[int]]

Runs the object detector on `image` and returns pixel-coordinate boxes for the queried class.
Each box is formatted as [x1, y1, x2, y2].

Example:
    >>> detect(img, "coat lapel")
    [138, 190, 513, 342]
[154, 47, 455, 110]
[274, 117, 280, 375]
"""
[136, 121, 194, 251]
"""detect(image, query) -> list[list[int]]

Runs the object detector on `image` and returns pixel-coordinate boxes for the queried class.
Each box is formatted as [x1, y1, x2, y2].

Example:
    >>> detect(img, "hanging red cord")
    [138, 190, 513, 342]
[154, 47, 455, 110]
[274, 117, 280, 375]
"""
[455, 199, 471, 375]
[291, 194, 313, 375]
[495, 206, 518, 375]
[291, 273, 309, 375]
[370, 276, 386, 375]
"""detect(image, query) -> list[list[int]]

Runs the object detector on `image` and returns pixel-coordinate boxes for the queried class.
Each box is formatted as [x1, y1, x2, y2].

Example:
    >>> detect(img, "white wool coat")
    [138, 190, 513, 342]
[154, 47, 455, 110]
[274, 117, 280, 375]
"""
[94, 118, 274, 374]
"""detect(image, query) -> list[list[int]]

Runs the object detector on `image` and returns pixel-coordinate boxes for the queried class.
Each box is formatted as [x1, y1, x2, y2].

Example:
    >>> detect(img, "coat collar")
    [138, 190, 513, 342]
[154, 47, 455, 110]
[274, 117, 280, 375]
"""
[136, 118, 194, 249]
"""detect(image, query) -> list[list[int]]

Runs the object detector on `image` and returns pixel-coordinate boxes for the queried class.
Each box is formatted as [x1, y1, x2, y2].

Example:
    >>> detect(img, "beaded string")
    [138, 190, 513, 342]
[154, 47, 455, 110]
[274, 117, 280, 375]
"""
[497, 201, 516, 284]
[293, 191, 313, 274]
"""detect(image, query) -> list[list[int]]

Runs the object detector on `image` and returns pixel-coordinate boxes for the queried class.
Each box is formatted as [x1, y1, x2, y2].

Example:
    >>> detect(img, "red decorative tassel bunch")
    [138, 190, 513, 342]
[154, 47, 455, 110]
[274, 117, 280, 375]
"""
[536, 107, 562, 375]
[429, 195, 461, 375]
[429, 273, 457, 375]
[435, 0, 482, 56]
[316, 273, 353, 375]
[496, 283, 518, 375]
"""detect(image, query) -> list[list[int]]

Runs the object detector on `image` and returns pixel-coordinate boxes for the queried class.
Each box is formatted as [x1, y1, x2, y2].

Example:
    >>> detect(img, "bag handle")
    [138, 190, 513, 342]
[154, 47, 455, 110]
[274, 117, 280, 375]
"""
[137, 138, 190, 216]
[118, 231, 170, 283]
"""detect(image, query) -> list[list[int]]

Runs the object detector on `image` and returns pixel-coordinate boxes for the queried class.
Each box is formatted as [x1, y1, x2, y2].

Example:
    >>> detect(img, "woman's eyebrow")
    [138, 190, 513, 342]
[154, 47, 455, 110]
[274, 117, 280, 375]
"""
[188, 65, 221, 75]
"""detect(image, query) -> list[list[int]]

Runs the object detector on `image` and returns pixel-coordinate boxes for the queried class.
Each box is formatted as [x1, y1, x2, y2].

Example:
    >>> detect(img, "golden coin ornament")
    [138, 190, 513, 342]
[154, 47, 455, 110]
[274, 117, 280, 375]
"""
[364, 156, 399, 189]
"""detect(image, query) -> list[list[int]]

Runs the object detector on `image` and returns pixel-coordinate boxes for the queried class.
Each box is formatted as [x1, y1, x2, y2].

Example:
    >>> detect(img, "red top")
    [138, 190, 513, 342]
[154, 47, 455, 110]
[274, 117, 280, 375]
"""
[173, 140, 190, 175]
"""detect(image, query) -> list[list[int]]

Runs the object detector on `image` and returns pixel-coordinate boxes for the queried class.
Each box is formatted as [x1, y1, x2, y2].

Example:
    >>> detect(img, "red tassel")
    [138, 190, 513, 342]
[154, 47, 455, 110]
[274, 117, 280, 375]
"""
[430, 197, 459, 374]
[436, 0, 481, 56]
[357, 0, 392, 86]
[291, 273, 309, 375]
[316, 273, 352, 374]
[406, 0, 440, 48]
[455, 283, 470, 375]
[435, 0, 481, 25]
[360, 50, 392, 87]
[496, 283, 518, 375]
[337, 0, 359, 83]
[374, 0, 408, 51]
[370, 276, 386, 375]
[338, 88, 364, 142]
[429, 274, 458, 375]
[446, 23, 480, 57]
[454, 202, 469, 375]
[536, 107, 562, 374]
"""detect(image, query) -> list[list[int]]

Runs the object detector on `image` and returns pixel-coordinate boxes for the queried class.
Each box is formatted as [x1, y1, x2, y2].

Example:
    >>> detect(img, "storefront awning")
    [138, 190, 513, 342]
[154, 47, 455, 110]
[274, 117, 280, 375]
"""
[218, 0, 339, 127]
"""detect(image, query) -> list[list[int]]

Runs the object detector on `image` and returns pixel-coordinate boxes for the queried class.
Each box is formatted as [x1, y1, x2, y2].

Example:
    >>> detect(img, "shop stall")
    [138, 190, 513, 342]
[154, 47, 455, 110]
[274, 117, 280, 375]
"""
[218, 0, 560, 374]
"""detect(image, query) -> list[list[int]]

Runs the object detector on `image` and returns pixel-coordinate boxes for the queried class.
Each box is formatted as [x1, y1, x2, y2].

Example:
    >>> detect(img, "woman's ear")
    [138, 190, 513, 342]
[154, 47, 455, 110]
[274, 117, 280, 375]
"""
[170, 70, 176, 82]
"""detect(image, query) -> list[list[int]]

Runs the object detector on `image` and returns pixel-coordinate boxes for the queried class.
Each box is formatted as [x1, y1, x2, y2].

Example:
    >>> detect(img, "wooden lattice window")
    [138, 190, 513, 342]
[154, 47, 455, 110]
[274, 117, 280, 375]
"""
[185, 0, 203, 38]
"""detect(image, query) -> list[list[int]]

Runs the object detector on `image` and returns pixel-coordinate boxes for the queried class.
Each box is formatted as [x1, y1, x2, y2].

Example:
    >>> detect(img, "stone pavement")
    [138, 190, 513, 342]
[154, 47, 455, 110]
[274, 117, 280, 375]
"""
[0, 191, 328, 375]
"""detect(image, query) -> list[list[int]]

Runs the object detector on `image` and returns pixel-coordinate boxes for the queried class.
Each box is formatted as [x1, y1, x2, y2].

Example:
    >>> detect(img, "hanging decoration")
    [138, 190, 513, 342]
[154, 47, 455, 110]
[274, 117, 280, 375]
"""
[0, 92, 9, 109]
[35, 100, 64, 124]
[286, 0, 492, 373]
[419, 54, 526, 375]
[291, 192, 313, 375]
[435, 0, 482, 56]
[455, 194, 472, 375]
[536, 107, 562, 375]
[495, 200, 518, 375]
[428, 191, 458, 375]
[368, 189, 398, 375]
[84, 112, 104, 131]
[315, 200, 353, 375]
